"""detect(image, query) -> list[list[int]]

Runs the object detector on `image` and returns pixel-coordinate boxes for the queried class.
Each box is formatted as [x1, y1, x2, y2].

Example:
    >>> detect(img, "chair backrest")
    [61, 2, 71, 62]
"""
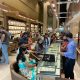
[10, 63, 27, 80]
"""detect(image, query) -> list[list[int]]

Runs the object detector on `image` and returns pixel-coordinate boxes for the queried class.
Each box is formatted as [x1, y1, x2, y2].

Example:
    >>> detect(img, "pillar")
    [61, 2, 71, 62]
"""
[43, 2, 50, 34]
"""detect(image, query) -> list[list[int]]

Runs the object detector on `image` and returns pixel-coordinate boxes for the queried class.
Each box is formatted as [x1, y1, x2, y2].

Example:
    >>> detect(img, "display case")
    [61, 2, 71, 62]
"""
[8, 20, 26, 38]
[37, 43, 61, 79]
[30, 24, 39, 38]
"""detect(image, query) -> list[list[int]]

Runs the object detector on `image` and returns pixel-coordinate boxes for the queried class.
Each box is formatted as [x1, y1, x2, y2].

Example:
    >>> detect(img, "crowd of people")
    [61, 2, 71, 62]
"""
[0, 27, 77, 80]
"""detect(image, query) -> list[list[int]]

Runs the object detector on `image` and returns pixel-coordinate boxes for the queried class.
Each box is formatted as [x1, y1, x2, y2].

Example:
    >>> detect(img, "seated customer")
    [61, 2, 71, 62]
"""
[16, 47, 29, 78]
[16, 45, 37, 80]
[28, 53, 37, 80]
[35, 38, 43, 54]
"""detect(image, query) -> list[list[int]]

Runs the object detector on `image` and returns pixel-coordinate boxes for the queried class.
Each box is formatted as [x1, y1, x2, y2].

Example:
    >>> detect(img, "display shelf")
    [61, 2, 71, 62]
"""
[31, 24, 39, 34]
[8, 20, 26, 38]
[37, 43, 61, 77]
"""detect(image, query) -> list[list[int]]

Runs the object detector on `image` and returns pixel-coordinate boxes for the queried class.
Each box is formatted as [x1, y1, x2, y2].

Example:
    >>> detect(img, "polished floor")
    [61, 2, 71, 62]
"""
[0, 54, 80, 80]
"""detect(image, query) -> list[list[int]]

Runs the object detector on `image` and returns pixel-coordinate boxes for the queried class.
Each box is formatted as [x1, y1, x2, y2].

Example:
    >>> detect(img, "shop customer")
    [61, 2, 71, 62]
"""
[61, 32, 77, 79]
[0, 27, 9, 64]
[43, 33, 50, 53]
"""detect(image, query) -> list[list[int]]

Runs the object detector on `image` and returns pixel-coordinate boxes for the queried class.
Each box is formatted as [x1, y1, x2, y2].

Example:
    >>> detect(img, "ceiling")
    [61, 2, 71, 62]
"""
[38, 0, 68, 24]
[59, 0, 67, 24]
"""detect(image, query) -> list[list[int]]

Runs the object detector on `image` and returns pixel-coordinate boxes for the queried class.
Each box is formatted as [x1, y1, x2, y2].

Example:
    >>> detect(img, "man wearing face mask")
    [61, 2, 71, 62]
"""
[61, 32, 77, 80]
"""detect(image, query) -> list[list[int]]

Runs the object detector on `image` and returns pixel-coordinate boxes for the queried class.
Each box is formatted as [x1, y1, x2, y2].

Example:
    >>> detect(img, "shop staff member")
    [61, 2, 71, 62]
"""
[61, 32, 77, 79]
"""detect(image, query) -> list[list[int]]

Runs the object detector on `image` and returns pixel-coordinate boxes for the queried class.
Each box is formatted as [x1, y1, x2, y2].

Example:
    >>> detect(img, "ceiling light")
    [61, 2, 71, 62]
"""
[18, 14, 26, 19]
[54, 9, 56, 12]
[52, 4, 55, 8]
[56, 14, 58, 17]
[0, 8, 8, 12]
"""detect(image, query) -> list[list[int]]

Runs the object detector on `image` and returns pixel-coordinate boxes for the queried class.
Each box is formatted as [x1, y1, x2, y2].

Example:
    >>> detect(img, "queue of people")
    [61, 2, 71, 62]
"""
[0, 27, 77, 80]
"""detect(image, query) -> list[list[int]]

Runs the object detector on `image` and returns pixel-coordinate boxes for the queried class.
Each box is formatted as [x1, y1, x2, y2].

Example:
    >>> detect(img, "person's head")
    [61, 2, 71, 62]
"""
[66, 32, 73, 39]
[17, 47, 26, 63]
[44, 33, 48, 38]
[22, 32, 28, 37]
[0, 27, 5, 32]
[21, 31, 22, 33]
[37, 38, 43, 44]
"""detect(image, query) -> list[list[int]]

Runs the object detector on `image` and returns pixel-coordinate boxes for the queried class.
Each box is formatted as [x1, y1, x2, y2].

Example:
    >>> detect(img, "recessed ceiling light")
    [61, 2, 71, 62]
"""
[54, 9, 56, 12]
[52, 4, 55, 8]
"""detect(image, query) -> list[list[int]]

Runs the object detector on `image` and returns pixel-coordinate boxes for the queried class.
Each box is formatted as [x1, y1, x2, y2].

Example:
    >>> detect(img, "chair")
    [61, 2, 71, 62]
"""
[10, 63, 28, 80]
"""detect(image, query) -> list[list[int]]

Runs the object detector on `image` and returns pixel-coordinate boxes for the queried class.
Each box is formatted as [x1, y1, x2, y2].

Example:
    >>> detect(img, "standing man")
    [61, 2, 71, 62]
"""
[43, 33, 50, 53]
[1, 27, 9, 64]
[61, 32, 77, 79]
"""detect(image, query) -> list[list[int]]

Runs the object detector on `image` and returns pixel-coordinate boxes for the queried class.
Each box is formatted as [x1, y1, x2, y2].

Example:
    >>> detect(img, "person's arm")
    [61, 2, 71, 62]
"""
[48, 37, 51, 46]
[28, 38, 33, 45]
[63, 43, 75, 57]
[25, 61, 36, 68]
[1, 34, 5, 42]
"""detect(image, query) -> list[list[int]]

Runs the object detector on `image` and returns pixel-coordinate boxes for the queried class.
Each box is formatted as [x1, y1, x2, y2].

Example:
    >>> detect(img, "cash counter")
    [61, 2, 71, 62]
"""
[36, 43, 61, 80]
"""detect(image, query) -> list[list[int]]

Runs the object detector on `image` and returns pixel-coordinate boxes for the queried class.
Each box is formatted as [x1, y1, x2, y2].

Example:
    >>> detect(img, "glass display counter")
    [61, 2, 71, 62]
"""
[36, 43, 61, 80]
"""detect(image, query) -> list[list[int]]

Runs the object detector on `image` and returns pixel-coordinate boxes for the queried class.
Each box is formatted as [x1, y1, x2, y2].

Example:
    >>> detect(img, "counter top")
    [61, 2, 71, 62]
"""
[37, 43, 61, 77]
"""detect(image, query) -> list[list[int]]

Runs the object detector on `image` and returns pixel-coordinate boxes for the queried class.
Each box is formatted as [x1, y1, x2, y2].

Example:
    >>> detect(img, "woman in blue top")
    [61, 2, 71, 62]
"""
[16, 46, 37, 80]
[16, 47, 29, 78]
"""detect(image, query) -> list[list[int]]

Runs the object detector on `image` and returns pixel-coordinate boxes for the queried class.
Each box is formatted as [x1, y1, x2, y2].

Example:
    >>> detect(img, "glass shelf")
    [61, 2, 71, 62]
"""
[37, 43, 61, 77]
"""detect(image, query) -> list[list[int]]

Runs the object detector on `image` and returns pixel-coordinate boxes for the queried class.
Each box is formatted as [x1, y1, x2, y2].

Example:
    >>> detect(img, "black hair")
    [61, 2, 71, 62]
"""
[17, 47, 26, 63]
[13, 47, 26, 73]
[66, 32, 73, 38]
[63, 39, 69, 42]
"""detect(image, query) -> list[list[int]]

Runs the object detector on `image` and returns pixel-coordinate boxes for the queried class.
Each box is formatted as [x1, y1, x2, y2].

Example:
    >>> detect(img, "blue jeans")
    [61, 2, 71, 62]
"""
[1, 44, 9, 64]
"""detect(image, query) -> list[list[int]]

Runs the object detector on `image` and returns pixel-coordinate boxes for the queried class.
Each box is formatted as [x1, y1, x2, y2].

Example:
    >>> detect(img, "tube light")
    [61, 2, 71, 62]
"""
[18, 14, 26, 19]
[0, 8, 8, 12]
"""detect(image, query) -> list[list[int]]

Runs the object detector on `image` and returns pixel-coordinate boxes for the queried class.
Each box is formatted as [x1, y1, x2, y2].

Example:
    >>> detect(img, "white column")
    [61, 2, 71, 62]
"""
[43, 2, 50, 34]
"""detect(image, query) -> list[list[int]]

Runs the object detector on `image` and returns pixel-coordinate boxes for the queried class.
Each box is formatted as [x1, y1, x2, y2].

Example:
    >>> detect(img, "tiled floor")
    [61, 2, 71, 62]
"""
[0, 54, 80, 80]
[0, 54, 16, 80]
